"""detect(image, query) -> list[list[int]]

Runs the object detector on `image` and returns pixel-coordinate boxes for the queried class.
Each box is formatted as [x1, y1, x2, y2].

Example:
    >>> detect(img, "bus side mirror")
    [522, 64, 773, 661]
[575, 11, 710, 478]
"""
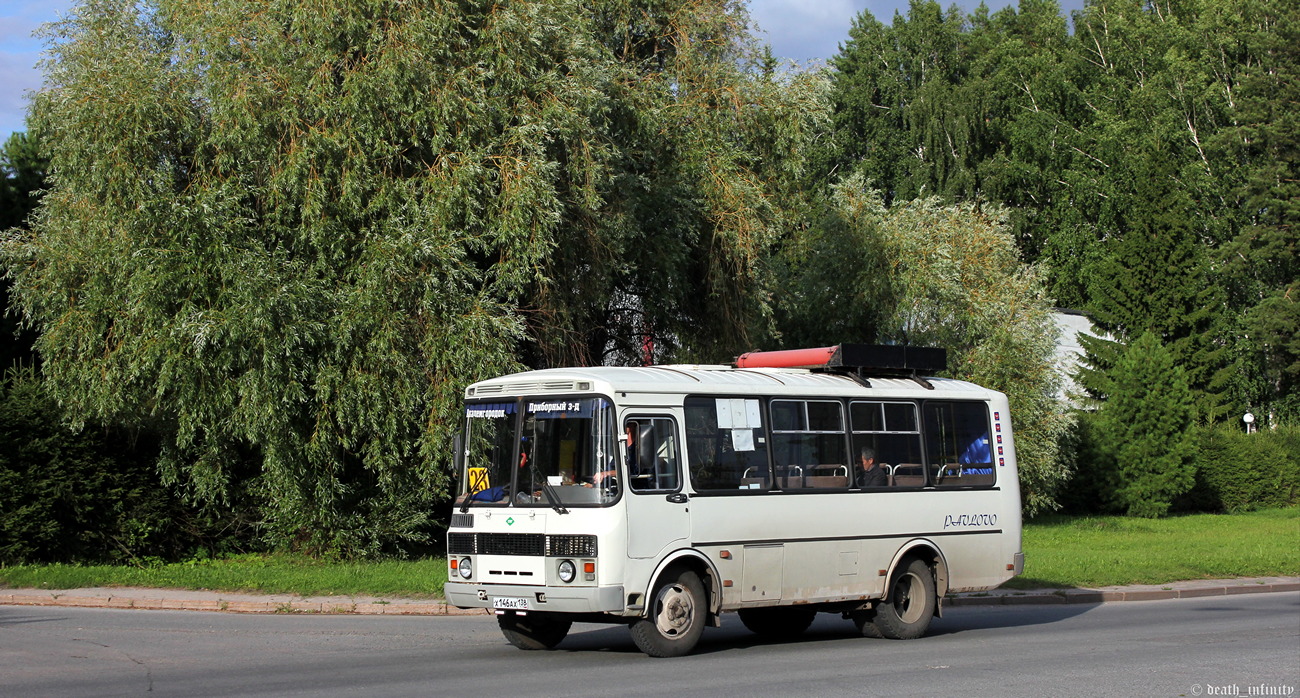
[453, 433, 465, 482]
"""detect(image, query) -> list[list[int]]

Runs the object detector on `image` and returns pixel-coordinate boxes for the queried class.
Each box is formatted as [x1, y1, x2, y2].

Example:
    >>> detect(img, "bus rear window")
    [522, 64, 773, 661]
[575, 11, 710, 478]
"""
[923, 402, 995, 487]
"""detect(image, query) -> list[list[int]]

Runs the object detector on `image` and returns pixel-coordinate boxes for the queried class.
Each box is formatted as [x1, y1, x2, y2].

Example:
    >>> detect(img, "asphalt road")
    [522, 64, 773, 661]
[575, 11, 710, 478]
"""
[3, 593, 1297, 697]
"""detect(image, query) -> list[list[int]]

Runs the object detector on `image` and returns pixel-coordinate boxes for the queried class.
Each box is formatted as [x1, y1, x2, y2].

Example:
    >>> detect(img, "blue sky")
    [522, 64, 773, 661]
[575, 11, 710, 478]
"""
[0, 0, 1085, 141]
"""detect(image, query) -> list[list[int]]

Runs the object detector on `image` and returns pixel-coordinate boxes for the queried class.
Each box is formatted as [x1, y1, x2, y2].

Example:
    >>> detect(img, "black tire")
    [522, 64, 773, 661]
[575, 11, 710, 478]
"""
[630, 568, 707, 657]
[848, 607, 885, 639]
[738, 607, 817, 638]
[498, 612, 572, 650]
[871, 557, 936, 640]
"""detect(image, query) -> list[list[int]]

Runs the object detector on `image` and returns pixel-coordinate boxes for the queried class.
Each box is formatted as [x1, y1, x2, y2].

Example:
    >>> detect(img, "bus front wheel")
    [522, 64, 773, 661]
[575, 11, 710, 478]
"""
[869, 557, 936, 640]
[498, 612, 572, 650]
[630, 568, 707, 657]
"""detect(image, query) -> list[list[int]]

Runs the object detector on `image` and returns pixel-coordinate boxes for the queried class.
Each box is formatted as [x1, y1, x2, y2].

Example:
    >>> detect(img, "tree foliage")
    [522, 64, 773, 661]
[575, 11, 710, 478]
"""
[0, 131, 46, 369]
[773, 175, 1072, 515]
[1097, 332, 1196, 517]
[1076, 145, 1230, 419]
[4, 0, 823, 553]
[0, 367, 245, 564]
[823, 0, 1297, 423]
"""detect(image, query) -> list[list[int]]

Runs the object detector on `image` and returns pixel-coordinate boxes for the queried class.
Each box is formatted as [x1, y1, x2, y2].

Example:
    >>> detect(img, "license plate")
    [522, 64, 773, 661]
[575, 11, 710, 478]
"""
[493, 596, 531, 611]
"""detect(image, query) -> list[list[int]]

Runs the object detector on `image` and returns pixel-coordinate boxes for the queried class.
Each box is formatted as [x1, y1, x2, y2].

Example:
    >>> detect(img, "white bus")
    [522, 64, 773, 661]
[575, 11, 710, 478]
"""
[444, 345, 1023, 657]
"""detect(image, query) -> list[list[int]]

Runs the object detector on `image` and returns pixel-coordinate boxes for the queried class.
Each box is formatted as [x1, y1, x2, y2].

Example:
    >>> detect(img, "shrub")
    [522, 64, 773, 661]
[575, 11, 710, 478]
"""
[0, 368, 253, 564]
[1188, 423, 1300, 513]
[1056, 409, 1112, 514]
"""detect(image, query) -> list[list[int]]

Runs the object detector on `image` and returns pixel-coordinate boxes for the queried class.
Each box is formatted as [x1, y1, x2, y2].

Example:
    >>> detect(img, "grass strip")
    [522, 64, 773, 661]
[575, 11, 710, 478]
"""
[1004, 507, 1300, 589]
[0, 553, 449, 598]
[1, 509, 1296, 596]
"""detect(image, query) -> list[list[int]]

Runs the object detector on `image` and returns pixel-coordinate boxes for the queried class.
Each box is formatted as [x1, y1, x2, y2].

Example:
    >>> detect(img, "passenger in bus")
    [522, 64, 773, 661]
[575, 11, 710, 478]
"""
[855, 447, 888, 488]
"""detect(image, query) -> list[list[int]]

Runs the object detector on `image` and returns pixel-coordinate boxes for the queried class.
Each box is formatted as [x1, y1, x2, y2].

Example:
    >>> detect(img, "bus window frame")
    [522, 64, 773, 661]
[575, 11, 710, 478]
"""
[461, 394, 623, 507]
[623, 415, 685, 495]
[769, 398, 850, 491]
[919, 399, 998, 490]
[850, 399, 926, 490]
[683, 394, 774, 496]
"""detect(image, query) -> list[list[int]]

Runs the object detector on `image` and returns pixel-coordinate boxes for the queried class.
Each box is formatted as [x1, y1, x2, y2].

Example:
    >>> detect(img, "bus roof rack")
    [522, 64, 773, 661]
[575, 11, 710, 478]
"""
[734, 344, 947, 387]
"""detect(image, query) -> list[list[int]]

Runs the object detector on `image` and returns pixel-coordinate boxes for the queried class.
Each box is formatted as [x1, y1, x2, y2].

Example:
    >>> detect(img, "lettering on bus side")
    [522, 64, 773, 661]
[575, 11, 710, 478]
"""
[942, 513, 998, 529]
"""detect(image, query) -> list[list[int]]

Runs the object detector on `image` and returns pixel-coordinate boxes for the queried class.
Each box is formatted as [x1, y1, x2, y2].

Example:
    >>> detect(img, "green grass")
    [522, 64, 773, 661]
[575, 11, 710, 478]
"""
[2, 509, 1296, 597]
[0, 553, 449, 598]
[1004, 507, 1300, 589]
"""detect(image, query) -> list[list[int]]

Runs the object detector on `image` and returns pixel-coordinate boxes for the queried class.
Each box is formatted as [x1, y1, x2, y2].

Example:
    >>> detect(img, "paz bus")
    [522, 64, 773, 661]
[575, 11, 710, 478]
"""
[444, 344, 1023, 657]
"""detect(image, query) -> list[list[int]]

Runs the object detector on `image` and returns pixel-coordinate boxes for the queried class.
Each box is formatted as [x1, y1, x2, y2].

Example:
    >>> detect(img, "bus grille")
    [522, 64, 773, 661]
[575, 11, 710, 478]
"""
[481, 533, 546, 556]
[447, 533, 595, 557]
[547, 535, 597, 557]
[447, 532, 477, 554]
[450, 513, 474, 529]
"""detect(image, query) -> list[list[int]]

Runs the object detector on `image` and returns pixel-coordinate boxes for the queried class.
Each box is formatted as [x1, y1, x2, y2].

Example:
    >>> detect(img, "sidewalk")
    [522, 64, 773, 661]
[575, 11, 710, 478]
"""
[3, 577, 1296, 616]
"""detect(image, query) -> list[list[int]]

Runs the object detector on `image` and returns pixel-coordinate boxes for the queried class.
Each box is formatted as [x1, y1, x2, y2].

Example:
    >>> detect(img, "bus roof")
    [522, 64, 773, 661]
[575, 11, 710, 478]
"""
[465, 365, 1000, 401]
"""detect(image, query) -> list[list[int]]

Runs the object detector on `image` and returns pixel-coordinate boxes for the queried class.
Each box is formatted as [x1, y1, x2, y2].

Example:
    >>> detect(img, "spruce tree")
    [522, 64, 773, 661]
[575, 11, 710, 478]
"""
[1098, 332, 1195, 517]
[1077, 148, 1231, 420]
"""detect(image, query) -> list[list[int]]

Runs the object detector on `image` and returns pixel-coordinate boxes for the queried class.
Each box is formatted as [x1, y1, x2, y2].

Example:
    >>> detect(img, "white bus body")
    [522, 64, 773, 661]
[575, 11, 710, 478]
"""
[445, 357, 1023, 656]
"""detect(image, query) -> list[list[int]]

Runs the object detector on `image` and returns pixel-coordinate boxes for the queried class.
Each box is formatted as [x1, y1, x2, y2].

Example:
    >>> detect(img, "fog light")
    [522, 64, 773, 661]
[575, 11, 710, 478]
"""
[459, 557, 472, 579]
[558, 559, 576, 584]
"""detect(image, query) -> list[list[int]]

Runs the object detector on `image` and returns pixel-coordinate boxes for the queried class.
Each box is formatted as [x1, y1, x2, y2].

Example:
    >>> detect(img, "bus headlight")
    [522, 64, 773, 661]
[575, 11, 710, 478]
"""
[458, 557, 473, 579]
[557, 559, 577, 584]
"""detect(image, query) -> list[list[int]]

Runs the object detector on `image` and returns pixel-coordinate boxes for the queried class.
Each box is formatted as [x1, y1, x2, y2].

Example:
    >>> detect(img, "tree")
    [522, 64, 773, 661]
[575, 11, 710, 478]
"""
[0, 130, 47, 369]
[0, 131, 47, 231]
[3, 0, 819, 553]
[1076, 146, 1231, 420]
[1096, 332, 1196, 517]
[1208, 0, 1300, 422]
[773, 175, 1074, 515]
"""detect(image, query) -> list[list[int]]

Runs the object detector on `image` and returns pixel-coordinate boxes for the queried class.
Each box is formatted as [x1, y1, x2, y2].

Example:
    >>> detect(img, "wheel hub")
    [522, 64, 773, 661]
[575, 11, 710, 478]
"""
[655, 583, 694, 636]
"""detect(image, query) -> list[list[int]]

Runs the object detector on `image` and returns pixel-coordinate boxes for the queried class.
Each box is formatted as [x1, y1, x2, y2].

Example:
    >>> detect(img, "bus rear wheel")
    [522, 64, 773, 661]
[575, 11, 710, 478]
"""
[870, 557, 936, 640]
[630, 568, 706, 657]
[738, 607, 817, 638]
[849, 608, 885, 639]
[498, 612, 572, 650]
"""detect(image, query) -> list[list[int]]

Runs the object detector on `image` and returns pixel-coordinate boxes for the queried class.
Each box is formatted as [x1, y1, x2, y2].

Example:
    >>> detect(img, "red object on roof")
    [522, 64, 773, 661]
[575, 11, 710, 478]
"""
[734, 346, 839, 369]
[733, 344, 948, 375]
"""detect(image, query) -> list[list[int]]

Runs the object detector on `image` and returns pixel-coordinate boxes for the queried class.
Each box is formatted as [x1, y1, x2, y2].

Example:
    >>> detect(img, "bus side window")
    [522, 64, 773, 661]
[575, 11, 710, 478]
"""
[850, 401, 923, 489]
[771, 399, 847, 489]
[684, 397, 770, 492]
[626, 417, 681, 493]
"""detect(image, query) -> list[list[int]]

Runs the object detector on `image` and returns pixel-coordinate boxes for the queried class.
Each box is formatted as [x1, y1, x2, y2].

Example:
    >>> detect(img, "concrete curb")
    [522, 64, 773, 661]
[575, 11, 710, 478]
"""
[2, 578, 1296, 616]
[944, 578, 1300, 606]
[0, 589, 490, 616]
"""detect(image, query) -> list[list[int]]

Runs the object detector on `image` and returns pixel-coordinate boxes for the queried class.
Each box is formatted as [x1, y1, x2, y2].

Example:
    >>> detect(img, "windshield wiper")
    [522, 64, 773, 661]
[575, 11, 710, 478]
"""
[539, 478, 569, 515]
[522, 448, 568, 515]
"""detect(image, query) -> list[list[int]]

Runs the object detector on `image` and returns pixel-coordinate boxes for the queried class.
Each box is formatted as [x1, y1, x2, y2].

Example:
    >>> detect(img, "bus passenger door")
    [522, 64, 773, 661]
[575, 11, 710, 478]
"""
[624, 415, 690, 559]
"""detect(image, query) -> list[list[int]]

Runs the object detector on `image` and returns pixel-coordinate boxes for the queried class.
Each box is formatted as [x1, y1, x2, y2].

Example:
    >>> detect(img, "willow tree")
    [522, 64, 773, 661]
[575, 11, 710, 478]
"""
[774, 175, 1072, 515]
[3, 0, 819, 553]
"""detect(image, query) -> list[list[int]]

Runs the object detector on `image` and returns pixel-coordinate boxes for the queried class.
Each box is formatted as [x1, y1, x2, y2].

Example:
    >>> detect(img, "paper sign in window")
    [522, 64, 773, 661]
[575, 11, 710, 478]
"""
[732, 428, 755, 451]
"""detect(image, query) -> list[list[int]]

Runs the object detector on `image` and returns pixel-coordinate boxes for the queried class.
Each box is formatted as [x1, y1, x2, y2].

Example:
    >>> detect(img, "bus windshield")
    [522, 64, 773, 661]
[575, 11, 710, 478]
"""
[460, 397, 619, 507]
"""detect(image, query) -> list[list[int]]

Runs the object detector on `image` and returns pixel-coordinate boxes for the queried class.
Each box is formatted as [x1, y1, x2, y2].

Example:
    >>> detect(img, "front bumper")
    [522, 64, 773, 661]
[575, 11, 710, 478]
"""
[444, 582, 626, 614]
